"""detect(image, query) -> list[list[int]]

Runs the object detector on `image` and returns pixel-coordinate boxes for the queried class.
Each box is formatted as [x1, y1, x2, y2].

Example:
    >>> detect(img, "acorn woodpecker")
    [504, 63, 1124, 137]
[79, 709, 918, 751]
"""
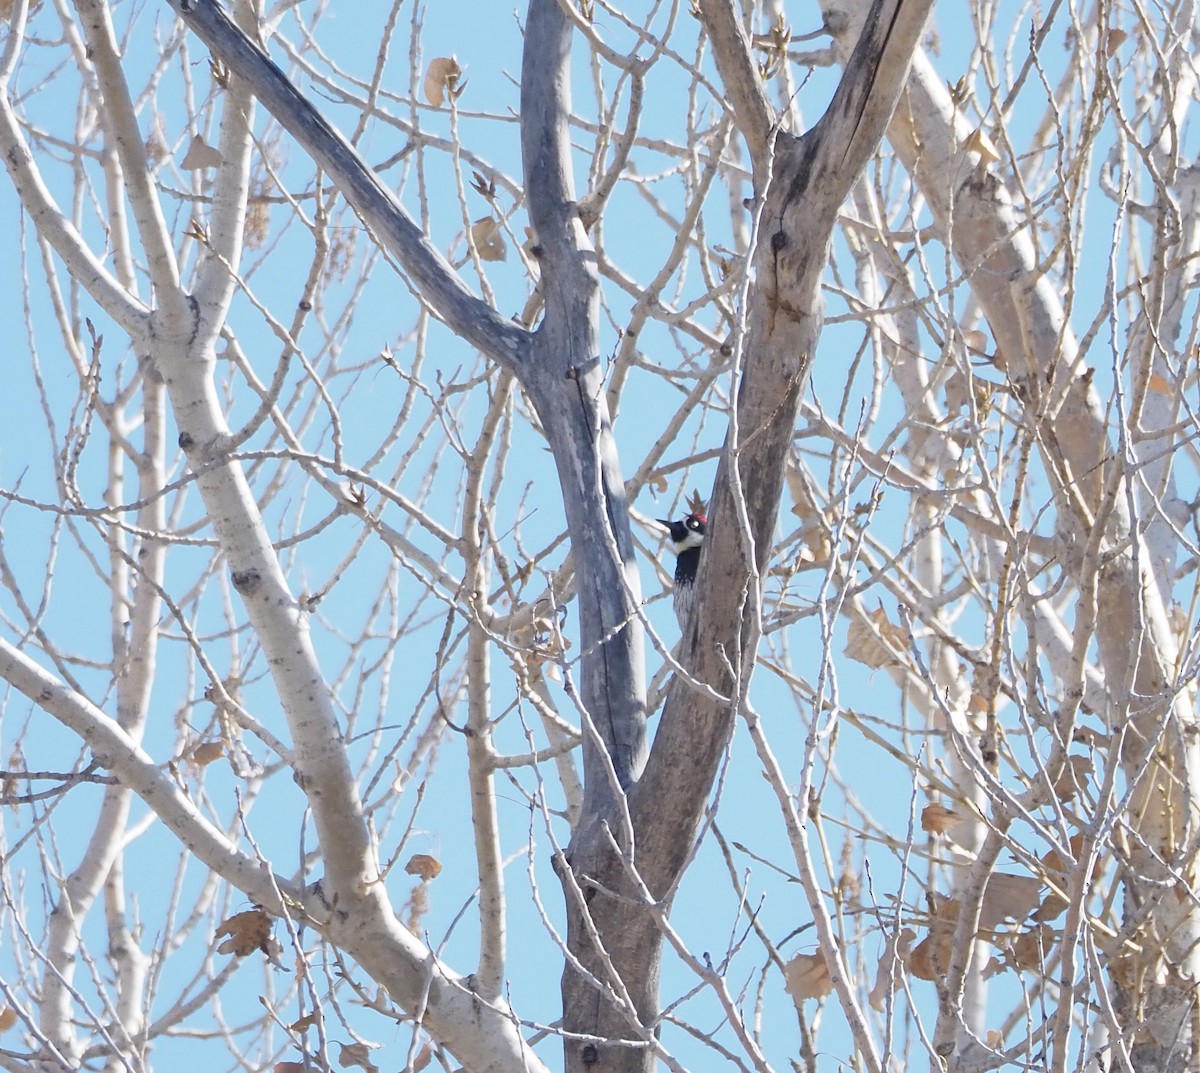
[658, 512, 706, 627]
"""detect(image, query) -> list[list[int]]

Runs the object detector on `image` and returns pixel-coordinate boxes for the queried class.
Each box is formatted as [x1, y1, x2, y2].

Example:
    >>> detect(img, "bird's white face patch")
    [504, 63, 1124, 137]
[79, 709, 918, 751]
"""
[676, 516, 705, 551]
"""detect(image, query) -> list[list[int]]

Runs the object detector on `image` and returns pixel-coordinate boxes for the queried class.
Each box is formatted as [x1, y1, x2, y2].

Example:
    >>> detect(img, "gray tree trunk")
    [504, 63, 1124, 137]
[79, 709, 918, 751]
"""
[163, 2, 934, 1071]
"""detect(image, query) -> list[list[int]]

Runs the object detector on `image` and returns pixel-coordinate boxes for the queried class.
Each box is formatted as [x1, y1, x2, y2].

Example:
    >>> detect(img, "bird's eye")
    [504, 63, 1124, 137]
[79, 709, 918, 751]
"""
[688, 518, 701, 531]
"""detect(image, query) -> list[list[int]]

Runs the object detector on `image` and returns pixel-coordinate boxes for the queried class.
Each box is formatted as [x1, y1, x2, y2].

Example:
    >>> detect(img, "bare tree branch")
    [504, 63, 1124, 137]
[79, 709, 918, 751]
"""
[164, 0, 529, 365]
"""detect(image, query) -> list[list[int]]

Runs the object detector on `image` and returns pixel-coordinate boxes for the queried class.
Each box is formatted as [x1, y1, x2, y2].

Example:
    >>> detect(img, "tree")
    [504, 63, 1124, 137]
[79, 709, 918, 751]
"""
[0, 1, 1197, 1072]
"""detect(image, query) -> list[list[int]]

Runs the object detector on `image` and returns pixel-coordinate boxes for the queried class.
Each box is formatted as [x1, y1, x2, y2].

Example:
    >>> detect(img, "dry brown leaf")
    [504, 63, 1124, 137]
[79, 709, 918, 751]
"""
[788, 483, 831, 565]
[191, 740, 224, 766]
[984, 923, 1057, 977]
[405, 853, 442, 881]
[180, 134, 223, 170]
[1010, 922, 1056, 971]
[275, 1063, 308, 1073]
[943, 370, 970, 411]
[0, 1007, 16, 1032]
[844, 607, 906, 670]
[905, 895, 961, 981]
[469, 216, 507, 262]
[1107, 940, 1148, 992]
[470, 169, 496, 200]
[1053, 754, 1091, 801]
[1033, 891, 1069, 922]
[967, 692, 990, 714]
[979, 873, 1042, 929]
[1105, 28, 1128, 53]
[289, 1012, 319, 1032]
[215, 907, 274, 957]
[1169, 602, 1189, 637]
[907, 926, 952, 981]
[1040, 833, 1085, 875]
[964, 128, 1000, 163]
[338, 1041, 379, 1073]
[797, 521, 832, 565]
[961, 329, 989, 352]
[351, 985, 392, 1016]
[980, 954, 1007, 980]
[921, 803, 958, 835]
[522, 225, 539, 257]
[424, 56, 461, 107]
[1034, 833, 1084, 921]
[868, 928, 914, 1011]
[933, 895, 961, 923]
[412, 1044, 434, 1072]
[783, 951, 834, 1003]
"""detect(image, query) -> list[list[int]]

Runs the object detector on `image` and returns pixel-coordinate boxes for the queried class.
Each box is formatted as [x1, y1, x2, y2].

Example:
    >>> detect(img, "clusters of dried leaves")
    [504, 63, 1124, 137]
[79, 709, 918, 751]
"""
[212, 854, 443, 1072]
[784, 810, 1085, 1013]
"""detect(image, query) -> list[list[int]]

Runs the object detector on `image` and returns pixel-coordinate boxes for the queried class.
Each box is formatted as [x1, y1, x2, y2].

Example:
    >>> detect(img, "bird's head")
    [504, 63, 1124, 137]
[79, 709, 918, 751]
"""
[657, 512, 706, 555]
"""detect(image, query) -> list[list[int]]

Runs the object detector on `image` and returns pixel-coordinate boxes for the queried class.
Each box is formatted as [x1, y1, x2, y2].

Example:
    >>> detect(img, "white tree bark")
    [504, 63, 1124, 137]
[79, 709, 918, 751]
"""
[3, 1, 1196, 1071]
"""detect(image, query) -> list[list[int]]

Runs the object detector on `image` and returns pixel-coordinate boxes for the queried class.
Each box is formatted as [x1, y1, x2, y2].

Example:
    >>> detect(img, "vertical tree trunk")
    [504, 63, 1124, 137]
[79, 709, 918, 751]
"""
[550, 2, 934, 1069]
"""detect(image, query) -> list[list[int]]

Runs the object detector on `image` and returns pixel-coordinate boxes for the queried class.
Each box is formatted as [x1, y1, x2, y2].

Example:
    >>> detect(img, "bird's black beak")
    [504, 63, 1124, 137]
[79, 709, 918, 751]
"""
[656, 518, 672, 531]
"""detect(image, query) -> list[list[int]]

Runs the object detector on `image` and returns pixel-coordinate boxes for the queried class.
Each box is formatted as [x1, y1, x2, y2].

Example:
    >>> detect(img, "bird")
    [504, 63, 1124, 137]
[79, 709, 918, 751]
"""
[657, 510, 706, 627]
